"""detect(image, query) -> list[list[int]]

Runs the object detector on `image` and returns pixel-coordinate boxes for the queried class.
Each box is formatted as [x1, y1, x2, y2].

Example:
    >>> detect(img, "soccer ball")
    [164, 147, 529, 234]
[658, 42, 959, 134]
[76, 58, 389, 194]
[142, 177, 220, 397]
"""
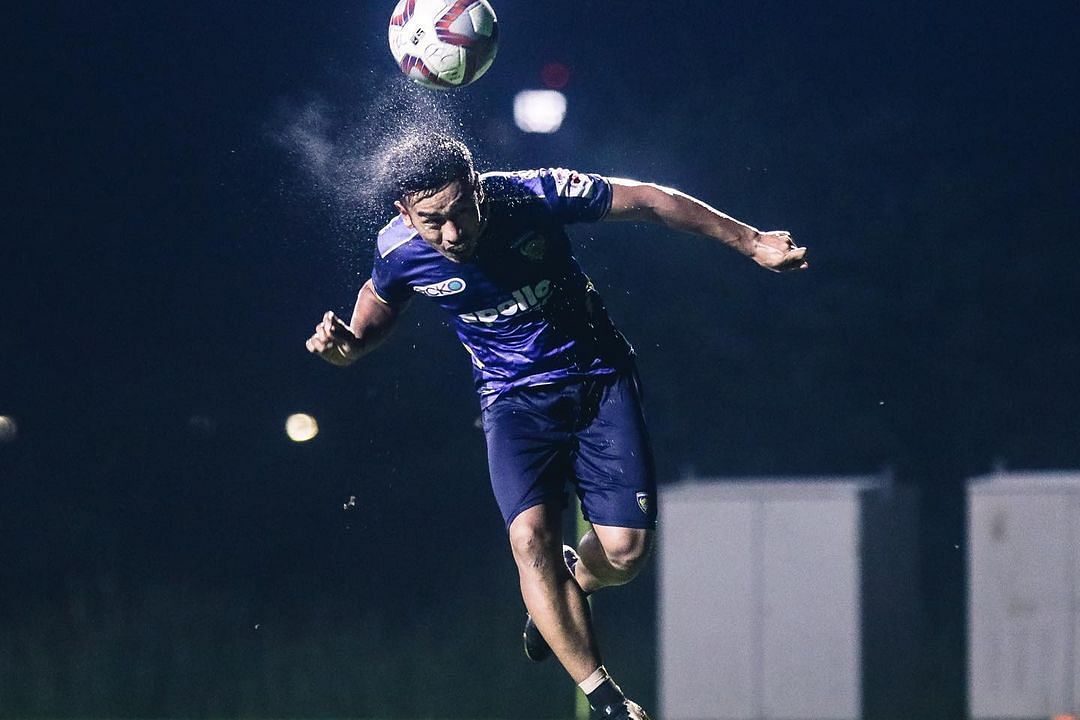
[388, 0, 499, 90]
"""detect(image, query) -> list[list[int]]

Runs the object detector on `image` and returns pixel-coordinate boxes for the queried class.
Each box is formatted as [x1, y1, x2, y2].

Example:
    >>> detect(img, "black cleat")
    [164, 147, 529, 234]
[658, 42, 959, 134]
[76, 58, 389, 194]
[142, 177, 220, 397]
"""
[523, 545, 582, 662]
[522, 613, 550, 662]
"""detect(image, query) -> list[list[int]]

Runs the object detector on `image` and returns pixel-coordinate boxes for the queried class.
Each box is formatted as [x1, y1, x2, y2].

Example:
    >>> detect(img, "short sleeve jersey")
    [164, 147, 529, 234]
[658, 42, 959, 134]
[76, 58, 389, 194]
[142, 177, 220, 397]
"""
[370, 169, 634, 406]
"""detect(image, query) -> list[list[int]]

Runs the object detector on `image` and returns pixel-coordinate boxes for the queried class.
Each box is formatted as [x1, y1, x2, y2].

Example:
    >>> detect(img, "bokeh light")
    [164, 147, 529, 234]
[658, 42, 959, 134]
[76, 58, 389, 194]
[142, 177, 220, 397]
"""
[285, 413, 319, 442]
[513, 90, 567, 133]
[540, 62, 570, 90]
[0, 416, 17, 443]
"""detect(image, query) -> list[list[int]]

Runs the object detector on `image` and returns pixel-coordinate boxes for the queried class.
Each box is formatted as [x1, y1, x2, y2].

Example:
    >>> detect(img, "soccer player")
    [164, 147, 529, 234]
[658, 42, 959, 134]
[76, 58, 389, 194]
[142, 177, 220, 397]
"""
[305, 134, 807, 720]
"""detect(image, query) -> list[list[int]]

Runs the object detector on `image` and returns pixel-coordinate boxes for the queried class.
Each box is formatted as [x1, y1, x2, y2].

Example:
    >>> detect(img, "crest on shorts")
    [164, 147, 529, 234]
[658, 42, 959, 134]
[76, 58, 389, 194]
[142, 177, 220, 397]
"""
[636, 492, 650, 514]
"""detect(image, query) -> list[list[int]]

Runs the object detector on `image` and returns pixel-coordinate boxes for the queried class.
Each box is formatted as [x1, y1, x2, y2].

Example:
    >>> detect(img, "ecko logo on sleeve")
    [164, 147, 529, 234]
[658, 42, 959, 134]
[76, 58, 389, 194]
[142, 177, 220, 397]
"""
[459, 279, 552, 325]
[413, 278, 467, 298]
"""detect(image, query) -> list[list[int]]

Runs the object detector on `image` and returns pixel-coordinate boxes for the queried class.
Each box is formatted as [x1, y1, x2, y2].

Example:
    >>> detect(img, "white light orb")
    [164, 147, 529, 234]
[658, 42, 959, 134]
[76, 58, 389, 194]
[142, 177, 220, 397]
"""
[513, 90, 567, 134]
[285, 413, 319, 443]
[0, 416, 16, 442]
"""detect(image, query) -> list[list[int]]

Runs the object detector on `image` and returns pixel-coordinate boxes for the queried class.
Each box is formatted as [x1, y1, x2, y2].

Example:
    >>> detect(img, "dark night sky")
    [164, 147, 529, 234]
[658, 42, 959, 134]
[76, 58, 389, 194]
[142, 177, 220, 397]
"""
[2, 1, 1079, 717]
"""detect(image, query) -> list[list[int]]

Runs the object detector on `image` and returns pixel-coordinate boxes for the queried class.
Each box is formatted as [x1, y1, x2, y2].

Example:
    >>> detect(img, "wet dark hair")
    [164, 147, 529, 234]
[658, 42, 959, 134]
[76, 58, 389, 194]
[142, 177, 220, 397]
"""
[379, 132, 476, 203]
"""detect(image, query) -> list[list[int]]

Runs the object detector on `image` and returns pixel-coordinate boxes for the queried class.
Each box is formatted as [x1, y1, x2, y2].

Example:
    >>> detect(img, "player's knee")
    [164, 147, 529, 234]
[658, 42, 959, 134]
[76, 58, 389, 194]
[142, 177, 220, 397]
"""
[508, 512, 559, 570]
[601, 530, 653, 575]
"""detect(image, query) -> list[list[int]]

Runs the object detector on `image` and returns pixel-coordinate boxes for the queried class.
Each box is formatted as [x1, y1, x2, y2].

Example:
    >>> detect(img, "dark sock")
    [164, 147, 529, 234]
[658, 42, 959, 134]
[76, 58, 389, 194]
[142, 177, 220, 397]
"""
[586, 678, 625, 717]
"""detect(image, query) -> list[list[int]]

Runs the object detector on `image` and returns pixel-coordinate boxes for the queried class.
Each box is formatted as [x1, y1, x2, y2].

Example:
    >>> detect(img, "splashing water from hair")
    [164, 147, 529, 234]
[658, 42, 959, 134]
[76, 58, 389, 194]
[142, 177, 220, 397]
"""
[271, 78, 481, 266]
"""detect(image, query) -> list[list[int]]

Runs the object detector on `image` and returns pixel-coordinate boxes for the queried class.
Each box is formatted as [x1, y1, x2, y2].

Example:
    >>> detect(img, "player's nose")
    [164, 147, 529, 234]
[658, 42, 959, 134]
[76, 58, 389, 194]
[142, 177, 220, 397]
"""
[442, 220, 460, 244]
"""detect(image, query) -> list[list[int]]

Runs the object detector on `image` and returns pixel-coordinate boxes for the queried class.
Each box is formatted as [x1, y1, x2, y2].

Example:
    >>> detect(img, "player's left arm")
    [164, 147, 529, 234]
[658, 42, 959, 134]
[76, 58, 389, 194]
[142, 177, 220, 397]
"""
[604, 178, 808, 272]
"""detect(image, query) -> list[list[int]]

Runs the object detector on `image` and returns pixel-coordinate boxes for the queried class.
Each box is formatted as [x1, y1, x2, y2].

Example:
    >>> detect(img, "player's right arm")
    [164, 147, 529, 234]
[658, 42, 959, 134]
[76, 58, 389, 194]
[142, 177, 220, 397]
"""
[305, 280, 407, 367]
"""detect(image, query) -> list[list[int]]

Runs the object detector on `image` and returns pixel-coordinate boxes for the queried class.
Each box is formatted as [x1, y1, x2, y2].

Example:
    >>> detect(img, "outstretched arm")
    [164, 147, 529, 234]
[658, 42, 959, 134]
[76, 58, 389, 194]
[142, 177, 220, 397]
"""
[605, 178, 808, 272]
[305, 280, 407, 366]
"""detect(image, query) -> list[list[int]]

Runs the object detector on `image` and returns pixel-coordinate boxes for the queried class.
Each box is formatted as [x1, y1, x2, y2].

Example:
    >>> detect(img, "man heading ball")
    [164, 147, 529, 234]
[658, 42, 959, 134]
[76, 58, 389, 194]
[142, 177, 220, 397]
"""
[306, 134, 807, 720]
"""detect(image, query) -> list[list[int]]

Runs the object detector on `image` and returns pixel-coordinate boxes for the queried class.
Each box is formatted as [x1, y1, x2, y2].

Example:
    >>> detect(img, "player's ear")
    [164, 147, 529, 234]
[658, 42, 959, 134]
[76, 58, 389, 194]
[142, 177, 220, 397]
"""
[394, 200, 414, 228]
[472, 172, 484, 204]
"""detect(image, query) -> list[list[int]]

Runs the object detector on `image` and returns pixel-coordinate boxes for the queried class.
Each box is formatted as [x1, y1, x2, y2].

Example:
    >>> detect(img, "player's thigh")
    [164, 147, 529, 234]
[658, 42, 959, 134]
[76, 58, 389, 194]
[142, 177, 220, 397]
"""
[573, 370, 658, 529]
[483, 387, 575, 532]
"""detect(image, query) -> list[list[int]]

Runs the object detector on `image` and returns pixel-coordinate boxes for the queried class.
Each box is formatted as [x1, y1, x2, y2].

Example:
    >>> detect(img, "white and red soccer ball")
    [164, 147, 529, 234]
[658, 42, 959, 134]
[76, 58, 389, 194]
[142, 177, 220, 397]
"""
[388, 0, 499, 90]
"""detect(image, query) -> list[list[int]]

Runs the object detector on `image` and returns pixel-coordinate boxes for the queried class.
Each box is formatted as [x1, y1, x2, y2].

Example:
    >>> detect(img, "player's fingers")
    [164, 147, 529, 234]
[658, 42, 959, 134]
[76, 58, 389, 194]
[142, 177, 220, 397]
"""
[330, 319, 355, 342]
[307, 337, 326, 353]
[769, 248, 806, 272]
[326, 319, 348, 338]
[323, 314, 348, 338]
[764, 233, 795, 252]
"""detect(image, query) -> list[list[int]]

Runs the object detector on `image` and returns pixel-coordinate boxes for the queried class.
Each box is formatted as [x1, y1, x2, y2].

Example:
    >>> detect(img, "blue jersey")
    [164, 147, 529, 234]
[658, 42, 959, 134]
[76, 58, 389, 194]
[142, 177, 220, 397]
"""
[370, 168, 634, 406]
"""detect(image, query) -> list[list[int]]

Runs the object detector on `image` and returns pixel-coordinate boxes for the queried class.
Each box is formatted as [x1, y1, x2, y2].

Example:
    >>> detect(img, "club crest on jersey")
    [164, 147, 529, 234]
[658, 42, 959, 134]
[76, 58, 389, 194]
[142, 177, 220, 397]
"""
[636, 492, 650, 514]
[459, 279, 552, 325]
[413, 278, 467, 298]
[513, 232, 547, 261]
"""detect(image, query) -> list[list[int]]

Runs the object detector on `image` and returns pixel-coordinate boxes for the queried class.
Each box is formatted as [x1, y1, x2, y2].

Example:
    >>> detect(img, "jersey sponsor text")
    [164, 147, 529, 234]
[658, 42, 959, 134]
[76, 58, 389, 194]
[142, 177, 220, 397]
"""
[414, 277, 467, 297]
[459, 279, 552, 324]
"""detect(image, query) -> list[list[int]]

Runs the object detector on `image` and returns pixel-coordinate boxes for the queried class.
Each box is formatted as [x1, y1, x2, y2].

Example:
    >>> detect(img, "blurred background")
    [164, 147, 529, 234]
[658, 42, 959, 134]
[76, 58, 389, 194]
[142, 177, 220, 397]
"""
[2, 1, 1079, 718]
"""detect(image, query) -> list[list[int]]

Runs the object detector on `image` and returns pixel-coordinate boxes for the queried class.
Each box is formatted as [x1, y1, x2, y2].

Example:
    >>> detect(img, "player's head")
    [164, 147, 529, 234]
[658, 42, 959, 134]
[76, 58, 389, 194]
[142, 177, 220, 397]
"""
[383, 133, 484, 263]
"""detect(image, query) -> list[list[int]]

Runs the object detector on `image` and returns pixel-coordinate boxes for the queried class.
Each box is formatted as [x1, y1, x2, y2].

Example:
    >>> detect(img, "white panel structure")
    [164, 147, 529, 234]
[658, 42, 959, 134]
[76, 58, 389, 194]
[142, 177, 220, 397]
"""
[659, 498, 757, 719]
[1074, 488, 1080, 713]
[659, 478, 873, 720]
[762, 498, 860, 719]
[968, 471, 1080, 720]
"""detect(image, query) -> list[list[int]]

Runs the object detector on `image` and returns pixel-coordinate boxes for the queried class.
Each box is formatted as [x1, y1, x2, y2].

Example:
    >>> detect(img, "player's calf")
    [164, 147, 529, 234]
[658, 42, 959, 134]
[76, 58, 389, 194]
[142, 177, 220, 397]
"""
[524, 545, 585, 662]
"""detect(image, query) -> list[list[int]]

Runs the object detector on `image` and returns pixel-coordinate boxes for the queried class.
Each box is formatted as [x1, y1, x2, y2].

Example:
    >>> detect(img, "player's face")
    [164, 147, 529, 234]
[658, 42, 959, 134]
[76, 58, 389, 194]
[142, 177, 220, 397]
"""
[396, 178, 482, 263]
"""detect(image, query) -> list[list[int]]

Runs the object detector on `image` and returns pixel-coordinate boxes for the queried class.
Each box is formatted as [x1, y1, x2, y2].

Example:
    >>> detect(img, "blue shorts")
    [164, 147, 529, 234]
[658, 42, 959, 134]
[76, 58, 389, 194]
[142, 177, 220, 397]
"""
[482, 369, 658, 532]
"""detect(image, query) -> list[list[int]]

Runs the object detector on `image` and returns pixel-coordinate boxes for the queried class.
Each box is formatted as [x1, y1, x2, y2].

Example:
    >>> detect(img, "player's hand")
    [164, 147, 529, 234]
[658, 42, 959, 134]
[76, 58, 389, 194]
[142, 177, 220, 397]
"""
[749, 231, 808, 272]
[305, 311, 360, 366]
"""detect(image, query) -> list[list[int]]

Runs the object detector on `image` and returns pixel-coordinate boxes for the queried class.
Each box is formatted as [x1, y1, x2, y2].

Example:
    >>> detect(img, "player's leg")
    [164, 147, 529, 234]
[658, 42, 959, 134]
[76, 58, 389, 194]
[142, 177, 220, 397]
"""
[486, 381, 653, 719]
[573, 523, 653, 595]
[481, 385, 599, 666]
[525, 525, 651, 648]
[508, 502, 600, 682]
[510, 505, 650, 720]
[572, 366, 659, 594]
[562, 368, 657, 720]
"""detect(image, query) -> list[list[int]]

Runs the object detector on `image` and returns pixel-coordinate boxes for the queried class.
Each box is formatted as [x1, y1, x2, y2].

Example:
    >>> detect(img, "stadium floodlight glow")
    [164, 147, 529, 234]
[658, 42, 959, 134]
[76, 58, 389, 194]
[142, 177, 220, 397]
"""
[0, 416, 16, 442]
[285, 413, 319, 443]
[513, 90, 567, 134]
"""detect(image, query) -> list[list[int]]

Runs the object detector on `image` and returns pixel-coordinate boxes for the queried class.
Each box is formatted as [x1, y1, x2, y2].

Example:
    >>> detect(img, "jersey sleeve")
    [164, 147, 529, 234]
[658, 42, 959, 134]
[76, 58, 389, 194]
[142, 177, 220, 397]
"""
[369, 245, 412, 305]
[516, 168, 613, 224]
